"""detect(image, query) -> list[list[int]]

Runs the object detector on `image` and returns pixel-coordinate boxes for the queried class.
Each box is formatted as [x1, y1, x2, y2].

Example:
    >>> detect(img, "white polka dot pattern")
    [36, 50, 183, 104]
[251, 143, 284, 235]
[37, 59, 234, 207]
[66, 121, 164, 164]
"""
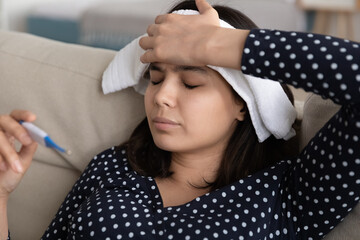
[36, 29, 359, 240]
[242, 29, 360, 239]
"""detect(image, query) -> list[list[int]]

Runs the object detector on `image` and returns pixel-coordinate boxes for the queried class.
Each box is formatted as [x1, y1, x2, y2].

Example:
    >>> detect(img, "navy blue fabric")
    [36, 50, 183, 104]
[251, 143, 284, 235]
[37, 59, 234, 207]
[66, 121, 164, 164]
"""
[17, 29, 359, 240]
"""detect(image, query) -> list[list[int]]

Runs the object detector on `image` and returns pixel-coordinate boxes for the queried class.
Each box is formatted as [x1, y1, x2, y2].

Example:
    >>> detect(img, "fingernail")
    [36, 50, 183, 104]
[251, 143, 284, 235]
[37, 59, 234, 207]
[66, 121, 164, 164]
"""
[13, 160, 23, 173]
[21, 134, 32, 145]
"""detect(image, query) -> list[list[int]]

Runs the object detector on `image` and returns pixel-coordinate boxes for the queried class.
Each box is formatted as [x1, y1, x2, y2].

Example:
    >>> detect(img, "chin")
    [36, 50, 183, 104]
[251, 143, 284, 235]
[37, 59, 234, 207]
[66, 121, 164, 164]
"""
[151, 134, 189, 153]
[152, 138, 176, 152]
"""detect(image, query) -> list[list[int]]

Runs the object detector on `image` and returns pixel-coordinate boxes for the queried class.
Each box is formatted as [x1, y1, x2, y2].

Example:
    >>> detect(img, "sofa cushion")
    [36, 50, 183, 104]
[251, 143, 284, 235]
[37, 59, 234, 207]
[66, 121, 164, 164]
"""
[8, 161, 80, 239]
[299, 93, 340, 150]
[0, 30, 146, 172]
[0, 30, 146, 239]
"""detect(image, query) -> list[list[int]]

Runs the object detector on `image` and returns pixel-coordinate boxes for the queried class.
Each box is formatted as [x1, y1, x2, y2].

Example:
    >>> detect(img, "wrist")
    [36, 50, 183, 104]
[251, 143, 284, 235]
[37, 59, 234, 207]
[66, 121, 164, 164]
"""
[0, 197, 8, 240]
[0, 197, 8, 215]
[0, 195, 9, 205]
[0, 199, 7, 208]
[205, 28, 250, 70]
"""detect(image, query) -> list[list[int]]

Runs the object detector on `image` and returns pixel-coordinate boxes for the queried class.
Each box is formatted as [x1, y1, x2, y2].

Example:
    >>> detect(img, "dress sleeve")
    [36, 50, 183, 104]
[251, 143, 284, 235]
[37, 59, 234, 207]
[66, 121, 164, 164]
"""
[241, 29, 360, 239]
[40, 147, 121, 239]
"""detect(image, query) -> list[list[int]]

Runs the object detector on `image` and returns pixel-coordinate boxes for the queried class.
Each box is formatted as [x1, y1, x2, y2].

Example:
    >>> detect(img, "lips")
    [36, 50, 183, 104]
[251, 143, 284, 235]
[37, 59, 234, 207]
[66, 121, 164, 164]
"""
[153, 117, 178, 124]
[152, 117, 180, 130]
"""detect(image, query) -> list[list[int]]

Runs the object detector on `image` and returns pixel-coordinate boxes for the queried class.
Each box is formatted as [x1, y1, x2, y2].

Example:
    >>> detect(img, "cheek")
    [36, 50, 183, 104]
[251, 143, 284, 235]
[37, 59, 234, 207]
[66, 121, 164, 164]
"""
[185, 94, 237, 133]
[144, 88, 153, 116]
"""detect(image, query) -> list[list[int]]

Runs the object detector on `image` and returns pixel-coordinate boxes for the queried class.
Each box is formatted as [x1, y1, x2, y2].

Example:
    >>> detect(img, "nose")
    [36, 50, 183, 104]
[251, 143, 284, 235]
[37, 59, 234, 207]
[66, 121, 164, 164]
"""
[154, 77, 177, 108]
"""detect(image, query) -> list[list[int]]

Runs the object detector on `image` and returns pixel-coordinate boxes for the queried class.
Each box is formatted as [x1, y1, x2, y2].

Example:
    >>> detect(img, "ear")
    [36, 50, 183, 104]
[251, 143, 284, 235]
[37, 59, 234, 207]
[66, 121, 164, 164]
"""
[232, 96, 247, 121]
[236, 106, 246, 122]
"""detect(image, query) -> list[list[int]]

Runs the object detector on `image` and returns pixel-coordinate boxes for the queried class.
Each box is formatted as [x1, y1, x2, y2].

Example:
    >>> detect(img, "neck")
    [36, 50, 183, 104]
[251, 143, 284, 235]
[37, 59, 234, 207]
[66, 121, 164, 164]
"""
[154, 149, 225, 207]
[168, 150, 223, 188]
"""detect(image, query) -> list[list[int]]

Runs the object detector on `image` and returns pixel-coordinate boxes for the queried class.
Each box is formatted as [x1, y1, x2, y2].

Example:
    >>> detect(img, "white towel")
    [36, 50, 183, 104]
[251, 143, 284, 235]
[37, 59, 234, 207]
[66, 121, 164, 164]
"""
[102, 10, 297, 143]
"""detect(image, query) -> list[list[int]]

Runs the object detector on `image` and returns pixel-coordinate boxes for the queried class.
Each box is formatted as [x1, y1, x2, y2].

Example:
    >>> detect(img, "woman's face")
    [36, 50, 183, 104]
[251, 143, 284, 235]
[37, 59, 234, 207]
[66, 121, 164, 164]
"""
[145, 63, 245, 155]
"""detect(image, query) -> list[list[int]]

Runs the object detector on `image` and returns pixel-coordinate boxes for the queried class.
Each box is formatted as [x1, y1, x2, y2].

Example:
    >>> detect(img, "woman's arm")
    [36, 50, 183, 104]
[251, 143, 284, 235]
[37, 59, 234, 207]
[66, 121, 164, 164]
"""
[241, 29, 360, 105]
[0, 198, 8, 240]
[242, 29, 360, 239]
[0, 110, 38, 240]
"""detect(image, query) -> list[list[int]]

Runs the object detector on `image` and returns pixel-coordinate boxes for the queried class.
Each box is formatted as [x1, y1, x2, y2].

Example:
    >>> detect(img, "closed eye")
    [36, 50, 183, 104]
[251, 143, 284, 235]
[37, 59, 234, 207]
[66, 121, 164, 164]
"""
[184, 83, 199, 89]
[150, 80, 162, 85]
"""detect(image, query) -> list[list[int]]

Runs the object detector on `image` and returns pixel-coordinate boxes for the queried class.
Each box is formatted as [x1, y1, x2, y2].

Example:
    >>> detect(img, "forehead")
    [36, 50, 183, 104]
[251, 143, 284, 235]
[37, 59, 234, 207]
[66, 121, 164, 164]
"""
[149, 63, 209, 74]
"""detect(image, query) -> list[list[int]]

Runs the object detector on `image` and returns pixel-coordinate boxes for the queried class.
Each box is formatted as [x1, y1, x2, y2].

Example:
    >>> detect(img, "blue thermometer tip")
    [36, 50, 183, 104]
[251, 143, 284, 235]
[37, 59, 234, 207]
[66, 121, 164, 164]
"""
[20, 121, 72, 155]
[44, 136, 65, 152]
[44, 137, 72, 155]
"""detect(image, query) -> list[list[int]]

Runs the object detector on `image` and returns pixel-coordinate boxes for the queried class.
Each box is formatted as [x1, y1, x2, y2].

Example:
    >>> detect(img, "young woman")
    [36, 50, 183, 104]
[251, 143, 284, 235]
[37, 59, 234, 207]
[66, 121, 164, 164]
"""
[0, 0, 359, 239]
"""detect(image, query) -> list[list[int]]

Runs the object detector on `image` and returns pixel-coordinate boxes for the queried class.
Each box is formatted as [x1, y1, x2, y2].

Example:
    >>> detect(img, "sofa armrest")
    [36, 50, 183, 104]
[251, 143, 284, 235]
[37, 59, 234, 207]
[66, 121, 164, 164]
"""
[0, 30, 146, 239]
[299, 93, 340, 150]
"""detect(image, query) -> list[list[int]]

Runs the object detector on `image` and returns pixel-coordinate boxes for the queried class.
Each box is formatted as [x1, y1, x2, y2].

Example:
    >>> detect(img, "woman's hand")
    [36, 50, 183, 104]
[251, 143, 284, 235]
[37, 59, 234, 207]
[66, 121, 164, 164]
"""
[139, 0, 221, 67]
[139, 0, 249, 70]
[0, 110, 38, 200]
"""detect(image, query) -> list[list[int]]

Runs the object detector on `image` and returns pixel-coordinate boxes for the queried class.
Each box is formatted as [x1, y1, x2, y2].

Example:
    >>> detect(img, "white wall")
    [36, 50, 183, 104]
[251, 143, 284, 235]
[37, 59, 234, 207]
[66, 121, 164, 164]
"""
[222, 0, 305, 31]
[3, 0, 63, 31]
[3, 0, 359, 41]
[2, 0, 299, 32]
[0, 0, 3, 29]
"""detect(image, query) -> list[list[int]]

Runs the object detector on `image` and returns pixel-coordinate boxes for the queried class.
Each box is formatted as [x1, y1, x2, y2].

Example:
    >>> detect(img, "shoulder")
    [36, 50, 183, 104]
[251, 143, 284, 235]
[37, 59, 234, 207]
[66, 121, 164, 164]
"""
[93, 146, 127, 161]
[83, 145, 131, 175]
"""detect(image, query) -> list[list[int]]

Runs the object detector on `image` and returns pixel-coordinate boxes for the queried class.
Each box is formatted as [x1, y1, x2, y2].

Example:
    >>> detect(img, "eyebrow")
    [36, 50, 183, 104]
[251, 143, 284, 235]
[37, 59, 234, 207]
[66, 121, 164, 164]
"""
[149, 63, 208, 74]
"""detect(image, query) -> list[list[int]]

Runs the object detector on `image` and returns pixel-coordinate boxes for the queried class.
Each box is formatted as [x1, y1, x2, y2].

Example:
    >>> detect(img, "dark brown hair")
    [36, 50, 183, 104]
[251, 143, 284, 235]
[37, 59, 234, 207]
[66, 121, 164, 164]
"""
[119, 0, 298, 190]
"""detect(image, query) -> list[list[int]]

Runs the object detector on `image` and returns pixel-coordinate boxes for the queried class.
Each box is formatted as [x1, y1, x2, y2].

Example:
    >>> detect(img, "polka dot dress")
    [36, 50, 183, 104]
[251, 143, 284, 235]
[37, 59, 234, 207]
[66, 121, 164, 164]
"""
[10, 29, 359, 240]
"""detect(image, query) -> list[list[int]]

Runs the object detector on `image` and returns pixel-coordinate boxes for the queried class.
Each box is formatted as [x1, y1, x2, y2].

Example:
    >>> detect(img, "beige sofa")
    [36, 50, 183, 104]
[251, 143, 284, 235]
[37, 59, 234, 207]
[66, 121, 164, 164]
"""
[0, 30, 359, 239]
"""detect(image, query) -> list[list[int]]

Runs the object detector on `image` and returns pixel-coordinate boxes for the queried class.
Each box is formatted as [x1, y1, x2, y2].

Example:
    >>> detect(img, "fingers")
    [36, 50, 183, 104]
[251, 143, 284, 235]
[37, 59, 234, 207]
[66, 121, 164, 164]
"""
[19, 141, 38, 171]
[146, 24, 155, 37]
[139, 35, 154, 51]
[0, 134, 15, 172]
[154, 14, 167, 24]
[196, 0, 213, 14]
[140, 1, 219, 66]
[0, 110, 37, 173]
[10, 110, 36, 123]
[8, 110, 36, 145]
[140, 49, 155, 64]
[0, 115, 33, 146]
[0, 131, 23, 173]
[139, 36, 167, 63]
[0, 156, 8, 172]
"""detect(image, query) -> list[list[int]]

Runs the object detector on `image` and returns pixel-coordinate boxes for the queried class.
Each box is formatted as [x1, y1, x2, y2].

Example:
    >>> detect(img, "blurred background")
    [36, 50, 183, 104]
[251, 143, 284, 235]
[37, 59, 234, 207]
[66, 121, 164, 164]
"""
[0, 0, 359, 50]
